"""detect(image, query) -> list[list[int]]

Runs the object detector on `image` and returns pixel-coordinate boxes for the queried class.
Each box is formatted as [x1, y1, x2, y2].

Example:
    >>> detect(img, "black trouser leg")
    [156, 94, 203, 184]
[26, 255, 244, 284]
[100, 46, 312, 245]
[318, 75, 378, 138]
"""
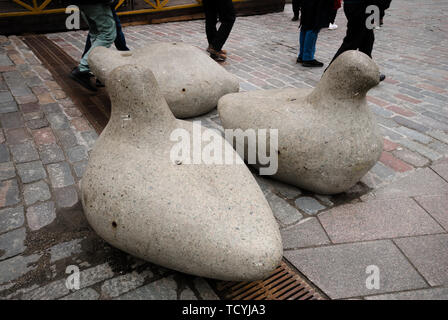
[292, 0, 301, 17]
[329, 9, 337, 24]
[212, 0, 236, 51]
[202, 0, 218, 47]
[329, 3, 375, 65]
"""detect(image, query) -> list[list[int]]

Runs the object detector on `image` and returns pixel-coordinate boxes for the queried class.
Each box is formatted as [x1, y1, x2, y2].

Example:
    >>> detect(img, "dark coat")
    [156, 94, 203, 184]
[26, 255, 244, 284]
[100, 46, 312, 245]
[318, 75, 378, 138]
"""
[300, 0, 334, 31]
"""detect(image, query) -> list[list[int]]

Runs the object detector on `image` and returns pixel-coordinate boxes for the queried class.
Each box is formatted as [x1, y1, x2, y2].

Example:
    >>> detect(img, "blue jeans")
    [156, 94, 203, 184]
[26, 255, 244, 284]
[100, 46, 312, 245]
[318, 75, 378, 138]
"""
[78, 4, 117, 73]
[298, 29, 320, 61]
[82, 9, 129, 57]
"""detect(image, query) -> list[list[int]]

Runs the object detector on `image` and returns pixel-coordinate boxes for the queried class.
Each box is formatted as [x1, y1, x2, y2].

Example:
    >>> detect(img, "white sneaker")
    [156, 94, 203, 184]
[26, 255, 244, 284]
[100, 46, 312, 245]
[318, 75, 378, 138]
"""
[328, 23, 338, 30]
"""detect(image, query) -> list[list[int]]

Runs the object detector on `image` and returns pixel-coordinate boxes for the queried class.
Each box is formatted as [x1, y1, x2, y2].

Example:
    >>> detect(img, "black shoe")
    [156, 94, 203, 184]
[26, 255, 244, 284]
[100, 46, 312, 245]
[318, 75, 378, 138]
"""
[380, 73, 386, 82]
[291, 16, 299, 21]
[96, 79, 105, 87]
[69, 67, 97, 92]
[296, 57, 302, 63]
[302, 60, 324, 68]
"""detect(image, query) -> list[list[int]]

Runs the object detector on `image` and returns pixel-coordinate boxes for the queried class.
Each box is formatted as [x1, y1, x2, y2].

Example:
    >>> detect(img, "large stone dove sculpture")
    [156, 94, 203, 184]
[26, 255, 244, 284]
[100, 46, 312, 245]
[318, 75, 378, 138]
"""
[88, 42, 239, 118]
[81, 64, 282, 281]
[218, 51, 384, 194]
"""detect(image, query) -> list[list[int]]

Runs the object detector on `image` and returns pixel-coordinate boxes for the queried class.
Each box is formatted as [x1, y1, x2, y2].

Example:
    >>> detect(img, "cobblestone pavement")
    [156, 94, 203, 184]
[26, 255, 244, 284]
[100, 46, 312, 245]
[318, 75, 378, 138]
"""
[1, 0, 448, 300]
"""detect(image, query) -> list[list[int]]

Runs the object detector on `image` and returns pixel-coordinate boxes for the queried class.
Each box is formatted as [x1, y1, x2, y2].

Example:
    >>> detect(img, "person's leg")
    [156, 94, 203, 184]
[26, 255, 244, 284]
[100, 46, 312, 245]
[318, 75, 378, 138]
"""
[292, 0, 300, 20]
[78, 4, 116, 73]
[212, 0, 236, 52]
[329, 9, 337, 25]
[202, 0, 218, 48]
[297, 28, 306, 61]
[328, 3, 365, 65]
[302, 30, 318, 61]
[112, 9, 129, 51]
[359, 28, 374, 58]
[82, 33, 92, 57]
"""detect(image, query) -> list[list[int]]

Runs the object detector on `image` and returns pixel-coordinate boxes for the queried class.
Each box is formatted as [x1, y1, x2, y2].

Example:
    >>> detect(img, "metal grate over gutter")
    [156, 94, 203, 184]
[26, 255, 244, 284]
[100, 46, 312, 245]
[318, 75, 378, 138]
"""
[23, 34, 110, 134]
[212, 260, 325, 300]
[24, 35, 326, 301]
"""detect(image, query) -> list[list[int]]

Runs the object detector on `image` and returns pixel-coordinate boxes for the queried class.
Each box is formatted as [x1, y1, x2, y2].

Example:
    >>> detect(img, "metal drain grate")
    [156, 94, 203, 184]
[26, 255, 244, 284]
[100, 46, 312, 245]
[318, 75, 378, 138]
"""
[212, 260, 325, 300]
[23, 34, 110, 134]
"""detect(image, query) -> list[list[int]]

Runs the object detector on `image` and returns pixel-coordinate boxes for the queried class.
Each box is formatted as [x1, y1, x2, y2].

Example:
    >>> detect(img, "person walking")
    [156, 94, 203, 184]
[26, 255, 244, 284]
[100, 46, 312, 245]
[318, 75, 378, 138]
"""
[202, 0, 236, 62]
[328, 0, 342, 30]
[82, 0, 129, 56]
[70, 0, 116, 91]
[291, 0, 302, 21]
[297, 0, 333, 68]
[327, 0, 392, 80]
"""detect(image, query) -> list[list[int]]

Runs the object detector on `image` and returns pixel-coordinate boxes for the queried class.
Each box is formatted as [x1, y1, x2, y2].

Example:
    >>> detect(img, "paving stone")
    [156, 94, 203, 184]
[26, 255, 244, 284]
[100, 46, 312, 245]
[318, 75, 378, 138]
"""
[54, 129, 78, 149]
[394, 234, 448, 286]
[0, 206, 24, 234]
[284, 240, 428, 299]
[47, 112, 69, 130]
[315, 194, 334, 206]
[117, 276, 182, 300]
[319, 198, 443, 243]
[23, 180, 51, 206]
[370, 162, 396, 179]
[281, 217, 330, 250]
[67, 145, 88, 163]
[180, 287, 198, 300]
[393, 148, 430, 167]
[427, 130, 448, 145]
[39, 144, 65, 165]
[269, 179, 302, 199]
[395, 126, 433, 144]
[294, 197, 326, 215]
[22, 279, 69, 300]
[32, 127, 56, 145]
[60, 288, 100, 300]
[79, 263, 114, 289]
[397, 138, 442, 161]
[26, 118, 49, 130]
[71, 117, 91, 132]
[23, 110, 44, 122]
[0, 101, 18, 114]
[0, 179, 20, 207]
[0, 144, 9, 162]
[40, 103, 62, 115]
[193, 278, 219, 300]
[101, 271, 149, 298]
[49, 238, 83, 263]
[73, 160, 87, 178]
[0, 227, 26, 260]
[365, 287, 448, 300]
[431, 162, 448, 181]
[393, 116, 429, 133]
[2, 71, 31, 97]
[379, 151, 413, 173]
[265, 192, 302, 226]
[5, 128, 31, 145]
[19, 102, 40, 114]
[0, 112, 23, 129]
[26, 201, 56, 231]
[0, 91, 13, 104]
[9, 141, 39, 163]
[0, 254, 41, 284]
[80, 130, 98, 150]
[366, 168, 448, 200]
[415, 195, 448, 231]
[53, 185, 78, 208]
[47, 162, 75, 188]
[16, 160, 46, 183]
